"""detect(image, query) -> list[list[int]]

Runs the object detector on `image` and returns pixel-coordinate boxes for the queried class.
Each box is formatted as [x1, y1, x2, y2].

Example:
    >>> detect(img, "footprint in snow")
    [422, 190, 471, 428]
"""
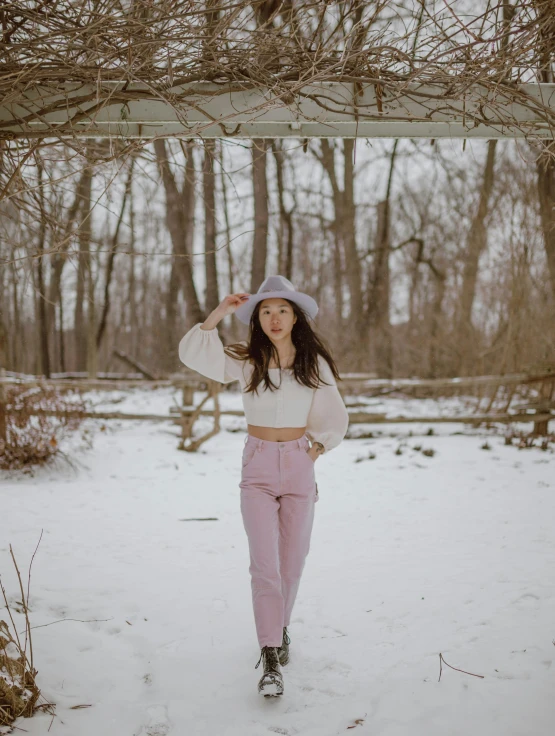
[513, 593, 540, 609]
[142, 705, 171, 736]
[212, 599, 228, 612]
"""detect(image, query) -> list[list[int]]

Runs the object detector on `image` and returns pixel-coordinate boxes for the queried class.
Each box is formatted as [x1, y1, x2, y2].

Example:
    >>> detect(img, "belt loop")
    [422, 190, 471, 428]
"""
[244, 435, 248, 445]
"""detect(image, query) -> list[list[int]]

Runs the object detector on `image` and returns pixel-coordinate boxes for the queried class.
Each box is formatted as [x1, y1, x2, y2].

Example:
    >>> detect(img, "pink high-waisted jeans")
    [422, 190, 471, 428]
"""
[240, 434, 319, 648]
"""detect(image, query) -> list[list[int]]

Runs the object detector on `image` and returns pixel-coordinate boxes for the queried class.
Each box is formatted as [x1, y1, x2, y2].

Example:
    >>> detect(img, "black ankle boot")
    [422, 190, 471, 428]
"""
[277, 627, 290, 666]
[255, 646, 284, 697]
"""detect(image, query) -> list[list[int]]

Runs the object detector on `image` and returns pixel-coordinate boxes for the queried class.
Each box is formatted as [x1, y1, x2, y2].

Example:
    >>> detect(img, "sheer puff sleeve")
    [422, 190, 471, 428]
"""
[178, 323, 245, 384]
[306, 355, 350, 453]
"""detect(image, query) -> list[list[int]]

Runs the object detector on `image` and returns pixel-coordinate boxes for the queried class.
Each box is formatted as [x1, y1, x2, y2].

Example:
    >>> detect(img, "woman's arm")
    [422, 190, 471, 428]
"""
[178, 293, 250, 383]
[306, 356, 350, 454]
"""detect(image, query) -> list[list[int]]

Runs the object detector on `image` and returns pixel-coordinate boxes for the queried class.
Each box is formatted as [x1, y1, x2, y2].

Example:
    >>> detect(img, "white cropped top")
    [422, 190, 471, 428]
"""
[178, 323, 349, 452]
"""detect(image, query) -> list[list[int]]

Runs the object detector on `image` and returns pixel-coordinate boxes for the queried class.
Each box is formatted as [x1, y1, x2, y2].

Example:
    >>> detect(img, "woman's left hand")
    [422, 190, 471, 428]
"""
[306, 445, 320, 463]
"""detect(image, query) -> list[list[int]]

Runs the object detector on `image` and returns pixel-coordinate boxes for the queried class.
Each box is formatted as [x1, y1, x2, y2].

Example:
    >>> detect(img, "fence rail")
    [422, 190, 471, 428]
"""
[9, 407, 553, 429]
[2, 370, 554, 438]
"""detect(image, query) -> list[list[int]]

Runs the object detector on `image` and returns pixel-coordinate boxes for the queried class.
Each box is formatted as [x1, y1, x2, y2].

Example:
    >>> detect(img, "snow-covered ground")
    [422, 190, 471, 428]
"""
[1, 388, 554, 736]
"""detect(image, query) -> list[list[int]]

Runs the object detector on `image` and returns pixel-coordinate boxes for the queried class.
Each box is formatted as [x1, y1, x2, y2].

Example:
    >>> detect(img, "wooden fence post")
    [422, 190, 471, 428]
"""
[533, 378, 554, 437]
[0, 367, 6, 445]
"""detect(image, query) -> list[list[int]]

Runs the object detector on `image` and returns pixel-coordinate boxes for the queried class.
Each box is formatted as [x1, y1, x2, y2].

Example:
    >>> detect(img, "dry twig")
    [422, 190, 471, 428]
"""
[438, 652, 485, 682]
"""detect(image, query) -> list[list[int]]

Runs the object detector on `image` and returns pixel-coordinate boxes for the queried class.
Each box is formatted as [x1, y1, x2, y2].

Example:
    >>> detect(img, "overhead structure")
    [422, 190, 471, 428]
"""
[1, 81, 555, 140]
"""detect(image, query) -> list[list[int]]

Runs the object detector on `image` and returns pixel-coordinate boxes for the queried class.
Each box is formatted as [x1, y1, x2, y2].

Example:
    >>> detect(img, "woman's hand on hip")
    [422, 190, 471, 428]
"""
[306, 445, 320, 463]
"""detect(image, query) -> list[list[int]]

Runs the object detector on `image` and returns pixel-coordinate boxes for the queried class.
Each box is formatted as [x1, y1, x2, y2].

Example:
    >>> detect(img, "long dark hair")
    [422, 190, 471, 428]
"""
[225, 299, 340, 394]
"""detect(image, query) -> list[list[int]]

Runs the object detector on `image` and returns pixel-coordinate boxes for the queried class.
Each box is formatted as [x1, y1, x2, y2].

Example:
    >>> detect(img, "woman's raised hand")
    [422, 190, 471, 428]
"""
[217, 293, 251, 317]
[201, 293, 250, 331]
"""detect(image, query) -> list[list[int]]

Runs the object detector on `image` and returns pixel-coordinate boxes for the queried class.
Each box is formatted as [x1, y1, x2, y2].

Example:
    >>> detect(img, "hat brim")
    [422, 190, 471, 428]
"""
[234, 291, 318, 325]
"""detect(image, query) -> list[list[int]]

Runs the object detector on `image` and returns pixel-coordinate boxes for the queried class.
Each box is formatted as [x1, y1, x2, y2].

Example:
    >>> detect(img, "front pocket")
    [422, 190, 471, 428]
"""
[300, 447, 315, 468]
[242, 444, 257, 469]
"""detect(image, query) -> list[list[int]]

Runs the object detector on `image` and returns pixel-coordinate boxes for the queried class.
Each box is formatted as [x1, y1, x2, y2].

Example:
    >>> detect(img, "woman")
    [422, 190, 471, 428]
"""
[178, 275, 349, 697]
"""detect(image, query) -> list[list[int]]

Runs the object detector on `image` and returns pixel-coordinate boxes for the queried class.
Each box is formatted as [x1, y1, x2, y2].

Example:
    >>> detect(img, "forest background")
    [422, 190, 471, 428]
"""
[1, 0, 554, 382]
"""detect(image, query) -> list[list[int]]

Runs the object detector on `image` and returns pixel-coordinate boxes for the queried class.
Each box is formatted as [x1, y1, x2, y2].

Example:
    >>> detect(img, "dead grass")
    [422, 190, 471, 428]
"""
[0, 537, 55, 731]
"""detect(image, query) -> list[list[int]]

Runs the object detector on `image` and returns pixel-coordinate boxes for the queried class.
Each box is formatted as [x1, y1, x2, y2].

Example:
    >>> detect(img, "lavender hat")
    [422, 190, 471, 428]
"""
[234, 275, 319, 325]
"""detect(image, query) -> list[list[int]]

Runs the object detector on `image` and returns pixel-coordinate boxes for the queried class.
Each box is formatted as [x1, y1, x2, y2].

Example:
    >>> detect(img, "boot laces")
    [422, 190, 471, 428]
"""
[255, 646, 280, 671]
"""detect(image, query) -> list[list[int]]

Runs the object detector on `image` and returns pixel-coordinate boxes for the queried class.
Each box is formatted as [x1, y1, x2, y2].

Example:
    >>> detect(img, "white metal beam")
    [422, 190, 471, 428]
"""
[1, 81, 554, 139]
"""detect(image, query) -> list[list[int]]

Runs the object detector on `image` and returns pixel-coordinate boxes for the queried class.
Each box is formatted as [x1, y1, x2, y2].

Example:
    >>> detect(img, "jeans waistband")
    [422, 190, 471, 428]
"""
[244, 433, 309, 451]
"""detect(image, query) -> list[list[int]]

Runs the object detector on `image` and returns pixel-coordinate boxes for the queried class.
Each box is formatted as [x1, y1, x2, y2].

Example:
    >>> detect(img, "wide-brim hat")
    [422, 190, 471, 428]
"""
[234, 275, 318, 325]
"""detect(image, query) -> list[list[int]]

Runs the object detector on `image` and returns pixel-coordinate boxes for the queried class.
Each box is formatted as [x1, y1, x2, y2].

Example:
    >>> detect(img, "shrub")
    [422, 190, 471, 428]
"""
[0, 541, 54, 730]
[0, 385, 86, 470]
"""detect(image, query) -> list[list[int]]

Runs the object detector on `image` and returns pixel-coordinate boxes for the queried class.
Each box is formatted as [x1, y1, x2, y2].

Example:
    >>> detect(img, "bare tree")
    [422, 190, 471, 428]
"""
[97, 156, 135, 348]
[536, 147, 555, 302]
[250, 139, 270, 293]
[35, 159, 50, 377]
[47, 166, 92, 370]
[318, 140, 346, 343]
[127, 175, 139, 356]
[343, 139, 365, 353]
[203, 140, 220, 313]
[219, 144, 235, 295]
[154, 139, 203, 329]
[74, 167, 93, 372]
[534, 1, 555, 301]
[457, 140, 498, 374]
[272, 140, 294, 279]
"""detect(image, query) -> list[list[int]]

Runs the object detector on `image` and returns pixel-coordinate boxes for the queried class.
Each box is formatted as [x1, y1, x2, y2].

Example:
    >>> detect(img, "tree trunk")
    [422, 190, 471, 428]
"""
[536, 144, 555, 303]
[48, 164, 93, 368]
[407, 240, 425, 327]
[154, 139, 203, 328]
[368, 142, 398, 378]
[36, 161, 50, 377]
[343, 139, 365, 358]
[203, 140, 220, 313]
[0, 154, 7, 425]
[58, 289, 66, 373]
[0, 279, 7, 371]
[10, 253, 21, 370]
[371, 200, 393, 378]
[533, 3, 555, 314]
[219, 142, 239, 341]
[250, 139, 270, 293]
[84, 188, 97, 379]
[457, 140, 498, 373]
[86, 252, 97, 377]
[319, 140, 345, 342]
[165, 263, 180, 368]
[128, 179, 138, 357]
[427, 258, 447, 378]
[272, 140, 294, 279]
[97, 156, 135, 348]
[74, 168, 93, 372]
[219, 144, 235, 295]
[0, 319, 6, 441]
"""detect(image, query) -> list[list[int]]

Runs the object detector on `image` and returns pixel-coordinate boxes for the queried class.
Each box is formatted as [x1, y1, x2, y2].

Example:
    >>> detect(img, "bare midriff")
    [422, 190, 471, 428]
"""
[247, 425, 307, 442]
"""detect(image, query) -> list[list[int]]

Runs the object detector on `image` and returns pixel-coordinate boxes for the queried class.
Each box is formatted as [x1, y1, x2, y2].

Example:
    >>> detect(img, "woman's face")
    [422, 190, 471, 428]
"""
[258, 298, 297, 344]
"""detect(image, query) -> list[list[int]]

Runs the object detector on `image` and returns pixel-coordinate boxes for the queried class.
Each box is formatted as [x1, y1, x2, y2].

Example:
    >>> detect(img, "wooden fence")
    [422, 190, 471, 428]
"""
[1, 369, 554, 447]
